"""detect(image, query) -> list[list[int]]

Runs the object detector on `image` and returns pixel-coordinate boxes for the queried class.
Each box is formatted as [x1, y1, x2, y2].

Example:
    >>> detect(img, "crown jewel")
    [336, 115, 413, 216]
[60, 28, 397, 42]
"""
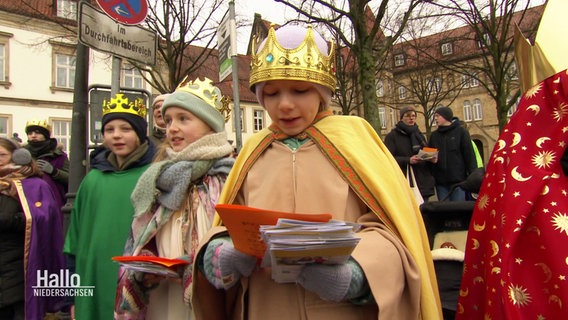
[25, 119, 51, 133]
[102, 93, 147, 118]
[249, 25, 337, 91]
[176, 77, 231, 122]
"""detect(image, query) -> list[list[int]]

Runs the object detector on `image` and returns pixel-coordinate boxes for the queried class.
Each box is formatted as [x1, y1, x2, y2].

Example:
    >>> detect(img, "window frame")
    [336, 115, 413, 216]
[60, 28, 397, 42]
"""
[50, 41, 76, 92]
[122, 64, 144, 89]
[252, 108, 265, 132]
[394, 54, 405, 67]
[0, 114, 11, 138]
[441, 42, 453, 55]
[51, 118, 72, 154]
[57, 0, 78, 20]
[473, 98, 483, 121]
[0, 31, 13, 88]
[463, 100, 472, 122]
[375, 80, 384, 97]
[379, 107, 387, 129]
[398, 86, 406, 100]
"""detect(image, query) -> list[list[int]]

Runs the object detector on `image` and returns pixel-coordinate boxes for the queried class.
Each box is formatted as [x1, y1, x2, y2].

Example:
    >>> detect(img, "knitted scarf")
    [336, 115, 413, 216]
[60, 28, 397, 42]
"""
[131, 132, 234, 217]
[395, 121, 427, 154]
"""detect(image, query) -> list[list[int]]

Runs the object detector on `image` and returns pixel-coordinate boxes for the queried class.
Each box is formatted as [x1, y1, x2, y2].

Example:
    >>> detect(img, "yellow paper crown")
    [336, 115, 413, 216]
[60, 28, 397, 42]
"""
[249, 25, 337, 92]
[514, 0, 568, 93]
[25, 119, 51, 133]
[102, 93, 147, 118]
[175, 77, 232, 122]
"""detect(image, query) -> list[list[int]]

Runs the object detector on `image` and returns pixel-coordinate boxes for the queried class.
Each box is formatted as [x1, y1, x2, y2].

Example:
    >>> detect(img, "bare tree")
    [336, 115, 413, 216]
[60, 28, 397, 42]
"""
[432, 0, 542, 131]
[133, 0, 229, 93]
[274, 0, 431, 134]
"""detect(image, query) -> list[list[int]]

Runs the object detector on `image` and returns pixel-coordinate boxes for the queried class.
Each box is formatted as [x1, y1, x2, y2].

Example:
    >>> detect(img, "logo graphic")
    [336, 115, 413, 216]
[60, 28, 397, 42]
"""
[96, 0, 148, 25]
[33, 270, 94, 297]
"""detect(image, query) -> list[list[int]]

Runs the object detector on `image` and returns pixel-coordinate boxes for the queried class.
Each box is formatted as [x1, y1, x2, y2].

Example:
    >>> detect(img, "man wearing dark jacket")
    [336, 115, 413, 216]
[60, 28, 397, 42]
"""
[428, 107, 477, 201]
[385, 106, 436, 201]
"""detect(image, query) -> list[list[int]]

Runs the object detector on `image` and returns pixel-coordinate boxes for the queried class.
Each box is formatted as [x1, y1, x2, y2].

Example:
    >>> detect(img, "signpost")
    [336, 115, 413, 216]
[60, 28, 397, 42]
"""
[79, 2, 156, 65]
[217, 11, 232, 82]
[95, 0, 148, 25]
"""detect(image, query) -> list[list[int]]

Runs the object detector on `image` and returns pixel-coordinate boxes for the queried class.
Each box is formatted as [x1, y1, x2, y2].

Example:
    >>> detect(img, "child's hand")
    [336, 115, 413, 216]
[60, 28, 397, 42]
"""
[203, 238, 256, 290]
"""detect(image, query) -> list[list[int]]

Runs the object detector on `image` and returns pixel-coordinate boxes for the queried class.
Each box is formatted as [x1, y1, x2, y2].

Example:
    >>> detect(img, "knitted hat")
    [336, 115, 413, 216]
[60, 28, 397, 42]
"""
[400, 106, 416, 120]
[162, 78, 226, 133]
[102, 113, 148, 143]
[252, 25, 334, 108]
[25, 119, 51, 139]
[436, 106, 454, 122]
[152, 93, 171, 108]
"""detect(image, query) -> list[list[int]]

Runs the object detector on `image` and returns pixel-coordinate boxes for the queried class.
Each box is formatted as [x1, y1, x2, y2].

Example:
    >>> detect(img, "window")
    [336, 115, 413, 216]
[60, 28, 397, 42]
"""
[441, 42, 453, 55]
[375, 80, 384, 97]
[478, 33, 491, 48]
[57, 0, 77, 20]
[398, 86, 406, 99]
[123, 65, 144, 89]
[0, 31, 12, 86]
[253, 109, 264, 132]
[463, 100, 472, 121]
[52, 119, 71, 154]
[427, 77, 442, 93]
[461, 75, 470, 89]
[507, 62, 519, 80]
[507, 96, 520, 117]
[55, 53, 75, 89]
[237, 108, 245, 133]
[470, 75, 479, 87]
[394, 54, 405, 67]
[379, 107, 386, 129]
[0, 115, 9, 138]
[473, 99, 483, 120]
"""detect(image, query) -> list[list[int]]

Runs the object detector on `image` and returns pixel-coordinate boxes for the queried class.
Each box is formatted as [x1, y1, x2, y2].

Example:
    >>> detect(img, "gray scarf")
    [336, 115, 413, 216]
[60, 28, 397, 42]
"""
[131, 132, 234, 216]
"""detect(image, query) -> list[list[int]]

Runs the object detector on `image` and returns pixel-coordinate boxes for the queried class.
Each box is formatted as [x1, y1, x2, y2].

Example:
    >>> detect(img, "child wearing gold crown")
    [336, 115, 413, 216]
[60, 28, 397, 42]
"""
[63, 95, 156, 320]
[23, 119, 69, 209]
[191, 24, 442, 320]
[114, 77, 235, 319]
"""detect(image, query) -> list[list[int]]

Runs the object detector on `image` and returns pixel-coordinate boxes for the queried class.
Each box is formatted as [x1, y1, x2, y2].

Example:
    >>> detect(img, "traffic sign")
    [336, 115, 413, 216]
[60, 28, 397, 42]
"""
[79, 2, 156, 65]
[95, 0, 148, 25]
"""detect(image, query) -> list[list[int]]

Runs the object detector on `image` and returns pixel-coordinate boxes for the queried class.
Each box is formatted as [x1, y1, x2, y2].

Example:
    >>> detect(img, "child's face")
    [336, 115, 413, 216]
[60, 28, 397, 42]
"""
[164, 106, 214, 152]
[103, 119, 140, 161]
[262, 80, 322, 136]
[0, 145, 11, 166]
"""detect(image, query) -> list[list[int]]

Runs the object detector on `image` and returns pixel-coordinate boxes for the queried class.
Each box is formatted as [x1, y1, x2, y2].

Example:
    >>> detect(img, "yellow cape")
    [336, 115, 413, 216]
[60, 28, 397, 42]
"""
[215, 115, 442, 319]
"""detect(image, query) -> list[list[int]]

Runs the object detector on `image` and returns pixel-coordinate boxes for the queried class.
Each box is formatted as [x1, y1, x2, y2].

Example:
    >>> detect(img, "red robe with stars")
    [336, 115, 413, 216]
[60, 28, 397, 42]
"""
[456, 70, 568, 319]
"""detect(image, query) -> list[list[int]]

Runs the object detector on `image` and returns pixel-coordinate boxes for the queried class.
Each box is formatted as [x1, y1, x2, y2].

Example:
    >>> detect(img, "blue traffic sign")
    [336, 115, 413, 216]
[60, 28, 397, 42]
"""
[95, 0, 148, 25]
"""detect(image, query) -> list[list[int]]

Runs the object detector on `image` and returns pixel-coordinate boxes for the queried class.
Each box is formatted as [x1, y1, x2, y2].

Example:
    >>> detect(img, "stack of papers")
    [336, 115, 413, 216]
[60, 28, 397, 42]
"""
[260, 219, 361, 283]
[417, 147, 438, 160]
[112, 256, 189, 278]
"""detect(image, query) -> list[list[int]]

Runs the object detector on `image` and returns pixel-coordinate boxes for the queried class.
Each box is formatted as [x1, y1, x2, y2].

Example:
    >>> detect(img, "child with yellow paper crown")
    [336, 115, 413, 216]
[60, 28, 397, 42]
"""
[114, 78, 235, 319]
[63, 94, 155, 320]
[191, 24, 442, 320]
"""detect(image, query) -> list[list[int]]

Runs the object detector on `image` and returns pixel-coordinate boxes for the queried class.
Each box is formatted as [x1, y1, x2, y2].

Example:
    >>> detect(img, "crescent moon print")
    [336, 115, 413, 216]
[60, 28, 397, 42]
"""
[527, 104, 540, 114]
[511, 166, 532, 182]
[535, 137, 551, 148]
[511, 132, 521, 147]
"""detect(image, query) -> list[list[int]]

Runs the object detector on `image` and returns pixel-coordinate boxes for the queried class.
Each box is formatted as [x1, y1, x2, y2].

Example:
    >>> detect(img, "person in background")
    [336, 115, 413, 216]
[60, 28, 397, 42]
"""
[115, 78, 234, 319]
[0, 138, 66, 319]
[149, 93, 171, 146]
[428, 107, 477, 201]
[191, 24, 442, 320]
[23, 119, 69, 209]
[63, 94, 155, 320]
[385, 106, 436, 202]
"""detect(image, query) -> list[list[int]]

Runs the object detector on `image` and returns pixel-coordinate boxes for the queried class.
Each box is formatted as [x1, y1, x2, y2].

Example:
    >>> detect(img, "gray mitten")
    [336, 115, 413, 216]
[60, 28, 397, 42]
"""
[297, 263, 353, 302]
[36, 159, 54, 174]
[203, 237, 257, 290]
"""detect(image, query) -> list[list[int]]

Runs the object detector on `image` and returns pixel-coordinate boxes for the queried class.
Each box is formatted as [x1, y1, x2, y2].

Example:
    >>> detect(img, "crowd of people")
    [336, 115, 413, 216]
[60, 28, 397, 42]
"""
[4, 19, 559, 320]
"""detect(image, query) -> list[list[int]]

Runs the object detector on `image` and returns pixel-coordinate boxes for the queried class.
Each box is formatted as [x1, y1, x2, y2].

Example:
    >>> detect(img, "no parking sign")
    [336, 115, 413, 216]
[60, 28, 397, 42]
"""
[95, 0, 148, 25]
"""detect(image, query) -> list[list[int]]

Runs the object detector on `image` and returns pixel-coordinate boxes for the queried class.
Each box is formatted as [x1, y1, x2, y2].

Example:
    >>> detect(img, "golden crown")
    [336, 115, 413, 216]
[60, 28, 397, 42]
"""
[514, 0, 567, 93]
[102, 93, 147, 118]
[25, 119, 51, 133]
[175, 77, 232, 122]
[249, 25, 337, 91]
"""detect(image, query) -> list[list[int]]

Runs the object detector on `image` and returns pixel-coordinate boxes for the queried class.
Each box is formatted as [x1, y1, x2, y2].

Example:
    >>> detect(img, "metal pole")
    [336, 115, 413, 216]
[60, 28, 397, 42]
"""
[229, 0, 242, 152]
[111, 56, 122, 95]
[61, 40, 89, 234]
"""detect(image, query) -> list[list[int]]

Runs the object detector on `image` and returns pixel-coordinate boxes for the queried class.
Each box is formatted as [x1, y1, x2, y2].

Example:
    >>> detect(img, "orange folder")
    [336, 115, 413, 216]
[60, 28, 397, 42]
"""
[215, 204, 333, 259]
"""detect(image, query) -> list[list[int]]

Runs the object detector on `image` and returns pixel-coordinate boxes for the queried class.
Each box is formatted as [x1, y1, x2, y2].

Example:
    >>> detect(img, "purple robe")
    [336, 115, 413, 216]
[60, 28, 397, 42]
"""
[16, 177, 66, 319]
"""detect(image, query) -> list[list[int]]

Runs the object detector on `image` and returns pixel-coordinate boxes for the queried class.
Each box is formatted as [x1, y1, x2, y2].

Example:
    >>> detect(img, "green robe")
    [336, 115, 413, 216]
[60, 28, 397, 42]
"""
[63, 166, 149, 320]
